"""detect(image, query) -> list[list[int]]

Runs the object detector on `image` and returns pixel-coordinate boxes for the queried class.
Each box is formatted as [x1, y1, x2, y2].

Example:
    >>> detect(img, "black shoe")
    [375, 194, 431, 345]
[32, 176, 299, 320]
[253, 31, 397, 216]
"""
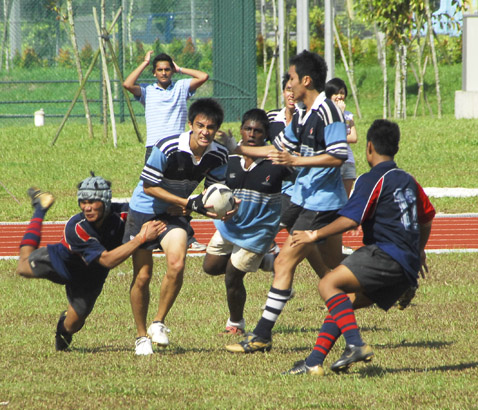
[27, 187, 55, 211]
[330, 344, 374, 373]
[397, 286, 418, 310]
[225, 332, 272, 353]
[55, 311, 72, 351]
[282, 360, 325, 376]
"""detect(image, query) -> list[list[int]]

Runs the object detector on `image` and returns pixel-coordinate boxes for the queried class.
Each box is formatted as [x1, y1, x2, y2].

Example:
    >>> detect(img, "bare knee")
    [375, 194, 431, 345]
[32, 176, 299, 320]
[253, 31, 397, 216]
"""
[203, 254, 227, 276]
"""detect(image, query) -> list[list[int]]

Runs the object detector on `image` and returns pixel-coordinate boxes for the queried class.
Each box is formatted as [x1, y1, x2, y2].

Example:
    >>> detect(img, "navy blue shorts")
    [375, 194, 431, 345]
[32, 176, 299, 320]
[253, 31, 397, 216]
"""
[123, 209, 190, 251]
[342, 245, 411, 311]
[280, 201, 339, 235]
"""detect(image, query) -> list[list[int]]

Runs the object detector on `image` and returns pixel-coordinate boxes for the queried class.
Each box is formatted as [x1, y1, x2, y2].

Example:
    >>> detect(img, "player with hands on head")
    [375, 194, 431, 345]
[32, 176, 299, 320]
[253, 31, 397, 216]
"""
[124, 98, 239, 355]
[284, 119, 435, 376]
[16, 173, 166, 352]
[203, 109, 292, 335]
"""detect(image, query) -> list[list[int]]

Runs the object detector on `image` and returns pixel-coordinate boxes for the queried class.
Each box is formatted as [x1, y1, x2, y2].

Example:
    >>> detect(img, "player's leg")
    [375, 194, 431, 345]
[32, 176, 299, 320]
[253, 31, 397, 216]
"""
[318, 232, 344, 272]
[130, 248, 154, 338]
[147, 228, 187, 346]
[203, 230, 232, 276]
[17, 187, 55, 278]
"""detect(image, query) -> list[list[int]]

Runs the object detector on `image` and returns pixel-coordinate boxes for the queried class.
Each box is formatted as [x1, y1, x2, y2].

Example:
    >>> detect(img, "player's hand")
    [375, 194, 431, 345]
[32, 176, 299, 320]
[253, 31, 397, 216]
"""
[221, 197, 241, 221]
[268, 143, 297, 166]
[186, 193, 209, 216]
[137, 220, 167, 244]
[167, 205, 190, 216]
[144, 50, 154, 65]
[337, 99, 346, 113]
[291, 230, 318, 247]
[215, 129, 237, 153]
[419, 250, 428, 279]
[172, 60, 181, 73]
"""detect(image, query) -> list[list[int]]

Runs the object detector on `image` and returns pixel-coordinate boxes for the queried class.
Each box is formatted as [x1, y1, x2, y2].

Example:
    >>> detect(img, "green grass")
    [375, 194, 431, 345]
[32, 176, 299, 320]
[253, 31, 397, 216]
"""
[1, 253, 478, 408]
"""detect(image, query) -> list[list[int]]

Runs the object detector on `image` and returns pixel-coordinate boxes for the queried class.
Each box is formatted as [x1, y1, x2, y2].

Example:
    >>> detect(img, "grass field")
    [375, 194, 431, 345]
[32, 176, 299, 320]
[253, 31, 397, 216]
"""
[1, 253, 477, 408]
[1, 63, 478, 408]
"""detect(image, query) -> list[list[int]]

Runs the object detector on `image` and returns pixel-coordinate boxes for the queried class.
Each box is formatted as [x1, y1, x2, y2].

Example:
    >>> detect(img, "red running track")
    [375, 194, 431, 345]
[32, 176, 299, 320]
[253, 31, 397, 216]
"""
[1, 215, 478, 258]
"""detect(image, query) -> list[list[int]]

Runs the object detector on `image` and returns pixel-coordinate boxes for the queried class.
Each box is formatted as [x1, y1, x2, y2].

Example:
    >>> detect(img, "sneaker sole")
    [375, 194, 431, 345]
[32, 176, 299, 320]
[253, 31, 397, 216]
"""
[332, 353, 374, 373]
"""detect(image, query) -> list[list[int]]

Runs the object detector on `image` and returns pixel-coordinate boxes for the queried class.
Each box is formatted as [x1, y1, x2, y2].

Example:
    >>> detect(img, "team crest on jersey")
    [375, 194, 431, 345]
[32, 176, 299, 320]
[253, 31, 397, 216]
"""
[261, 175, 271, 186]
[307, 127, 314, 138]
[229, 172, 236, 179]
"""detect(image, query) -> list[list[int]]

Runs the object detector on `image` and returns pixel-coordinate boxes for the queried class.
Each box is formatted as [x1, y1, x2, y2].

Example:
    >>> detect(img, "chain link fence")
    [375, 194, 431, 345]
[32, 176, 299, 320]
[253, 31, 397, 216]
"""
[0, 0, 256, 123]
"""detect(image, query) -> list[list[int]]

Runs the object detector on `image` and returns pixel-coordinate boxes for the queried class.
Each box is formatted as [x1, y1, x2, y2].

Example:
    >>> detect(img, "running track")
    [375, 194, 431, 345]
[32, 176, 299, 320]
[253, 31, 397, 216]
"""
[1, 214, 478, 258]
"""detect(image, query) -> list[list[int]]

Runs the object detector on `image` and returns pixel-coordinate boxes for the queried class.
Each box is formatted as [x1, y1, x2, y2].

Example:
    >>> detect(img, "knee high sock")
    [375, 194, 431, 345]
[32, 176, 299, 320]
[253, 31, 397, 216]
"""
[326, 293, 363, 347]
[253, 286, 291, 340]
[305, 315, 341, 367]
[19, 208, 46, 249]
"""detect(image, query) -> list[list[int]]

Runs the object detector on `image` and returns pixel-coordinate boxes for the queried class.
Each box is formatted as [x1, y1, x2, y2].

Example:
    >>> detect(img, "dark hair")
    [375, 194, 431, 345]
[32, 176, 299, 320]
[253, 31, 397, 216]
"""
[282, 73, 290, 91]
[188, 98, 224, 128]
[152, 53, 174, 73]
[241, 108, 269, 136]
[366, 119, 400, 157]
[289, 50, 327, 92]
[325, 77, 348, 99]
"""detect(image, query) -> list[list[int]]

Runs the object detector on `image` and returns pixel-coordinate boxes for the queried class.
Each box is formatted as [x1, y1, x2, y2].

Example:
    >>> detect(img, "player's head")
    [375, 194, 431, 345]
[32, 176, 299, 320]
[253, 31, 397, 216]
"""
[366, 119, 400, 158]
[188, 99, 224, 151]
[289, 50, 327, 92]
[152, 53, 174, 72]
[188, 98, 224, 129]
[240, 108, 269, 147]
[325, 77, 347, 100]
[282, 73, 295, 110]
[77, 172, 112, 217]
[152, 53, 174, 88]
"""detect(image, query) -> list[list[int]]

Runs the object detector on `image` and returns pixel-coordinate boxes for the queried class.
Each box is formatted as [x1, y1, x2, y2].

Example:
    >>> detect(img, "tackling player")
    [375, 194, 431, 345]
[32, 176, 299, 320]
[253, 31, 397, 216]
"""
[16, 174, 165, 351]
[284, 119, 435, 375]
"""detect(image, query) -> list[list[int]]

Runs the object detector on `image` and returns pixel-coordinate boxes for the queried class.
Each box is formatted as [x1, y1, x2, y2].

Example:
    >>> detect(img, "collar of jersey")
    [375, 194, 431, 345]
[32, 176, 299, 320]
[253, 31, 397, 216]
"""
[178, 131, 215, 162]
[299, 91, 326, 125]
[153, 80, 175, 91]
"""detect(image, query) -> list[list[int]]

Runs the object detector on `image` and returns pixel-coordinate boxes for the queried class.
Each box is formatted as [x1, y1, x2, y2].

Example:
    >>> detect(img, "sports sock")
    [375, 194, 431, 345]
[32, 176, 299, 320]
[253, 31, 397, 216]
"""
[305, 315, 340, 367]
[253, 286, 291, 340]
[326, 293, 363, 347]
[19, 208, 46, 249]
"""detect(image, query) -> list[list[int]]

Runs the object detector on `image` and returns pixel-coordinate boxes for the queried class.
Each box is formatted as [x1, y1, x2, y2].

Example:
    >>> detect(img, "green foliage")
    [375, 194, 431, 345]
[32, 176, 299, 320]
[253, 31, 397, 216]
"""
[18, 47, 45, 68]
[55, 47, 74, 68]
[79, 42, 94, 68]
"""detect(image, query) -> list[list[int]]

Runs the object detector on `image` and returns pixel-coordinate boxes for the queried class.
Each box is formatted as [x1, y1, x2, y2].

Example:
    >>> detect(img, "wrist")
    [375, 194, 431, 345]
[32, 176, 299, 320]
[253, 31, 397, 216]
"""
[178, 67, 182, 74]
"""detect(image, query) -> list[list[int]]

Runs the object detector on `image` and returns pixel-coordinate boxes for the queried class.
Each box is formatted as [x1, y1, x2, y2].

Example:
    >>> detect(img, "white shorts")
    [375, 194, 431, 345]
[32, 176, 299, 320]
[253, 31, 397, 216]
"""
[341, 161, 357, 180]
[206, 230, 265, 273]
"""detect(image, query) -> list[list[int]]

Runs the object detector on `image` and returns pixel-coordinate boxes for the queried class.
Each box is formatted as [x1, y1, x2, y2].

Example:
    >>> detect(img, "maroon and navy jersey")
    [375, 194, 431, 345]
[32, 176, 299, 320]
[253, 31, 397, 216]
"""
[47, 203, 129, 285]
[339, 161, 435, 284]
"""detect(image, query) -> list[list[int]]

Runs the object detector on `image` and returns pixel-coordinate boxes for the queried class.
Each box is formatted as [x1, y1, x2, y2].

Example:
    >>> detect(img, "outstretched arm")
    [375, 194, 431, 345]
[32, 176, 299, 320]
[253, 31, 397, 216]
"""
[123, 50, 154, 97]
[291, 216, 358, 247]
[98, 220, 166, 269]
[172, 60, 209, 92]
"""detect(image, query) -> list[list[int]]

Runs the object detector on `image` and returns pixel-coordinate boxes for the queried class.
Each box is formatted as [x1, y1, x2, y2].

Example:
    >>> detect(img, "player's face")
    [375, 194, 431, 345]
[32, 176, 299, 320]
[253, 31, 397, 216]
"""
[189, 114, 219, 151]
[80, 200, 105, 224]
[240, 119, 266, 147]
[283, 80, 295, 110]
[288, 65, 306, 102]
[153, 61, 174, 88]
[331, 88, 346, 104]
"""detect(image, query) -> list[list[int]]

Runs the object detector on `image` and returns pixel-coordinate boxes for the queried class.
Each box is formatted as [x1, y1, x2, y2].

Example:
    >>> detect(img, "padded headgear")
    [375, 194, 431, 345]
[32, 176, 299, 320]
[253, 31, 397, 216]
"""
[77, 171, 112, 213]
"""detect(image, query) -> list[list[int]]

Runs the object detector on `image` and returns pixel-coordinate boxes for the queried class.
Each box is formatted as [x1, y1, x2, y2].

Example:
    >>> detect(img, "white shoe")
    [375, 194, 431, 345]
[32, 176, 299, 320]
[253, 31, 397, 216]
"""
[135, 336, 153, 356]
[189, 241, 207, 251]
[147, 322, 171, 346]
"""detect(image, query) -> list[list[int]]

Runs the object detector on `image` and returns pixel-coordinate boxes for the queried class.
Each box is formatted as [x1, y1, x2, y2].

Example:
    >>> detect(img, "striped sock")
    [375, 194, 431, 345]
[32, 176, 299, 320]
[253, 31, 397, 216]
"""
[326, 293, 363, 347]
[305, 315, 341, 367]
[253, 286, 291, 340]
[19, 208, 45, 249]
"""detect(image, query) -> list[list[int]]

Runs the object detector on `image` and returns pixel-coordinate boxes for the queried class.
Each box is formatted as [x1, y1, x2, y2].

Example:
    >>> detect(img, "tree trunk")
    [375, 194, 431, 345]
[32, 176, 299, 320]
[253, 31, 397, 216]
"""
[373, 23, 388, 118]
[261, 0, 267, 72]
[400, 44, 407, 119]
[101, 0, 108, 140]
[394, 47, 401, 119]
[127, 0, 134, 65]
[66, 0, 94, 139]
[425, 0, 442, 118]
[0, 0, 12, 71]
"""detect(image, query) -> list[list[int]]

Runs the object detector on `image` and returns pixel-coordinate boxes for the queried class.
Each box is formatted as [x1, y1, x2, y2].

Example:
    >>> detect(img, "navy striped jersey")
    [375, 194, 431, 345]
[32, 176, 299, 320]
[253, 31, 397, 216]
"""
[47, 203, 129, 284]
[129, 131, 229, 215]
[274, 93, 348, 211]
[340, 161, 435, 284]
[214, 155, 292, 254]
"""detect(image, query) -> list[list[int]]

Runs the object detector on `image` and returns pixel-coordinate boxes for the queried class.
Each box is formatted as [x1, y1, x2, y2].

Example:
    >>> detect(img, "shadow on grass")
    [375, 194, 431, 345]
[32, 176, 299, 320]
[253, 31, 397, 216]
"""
[356, 361, 478, 378]
[374, 340, 453, 349]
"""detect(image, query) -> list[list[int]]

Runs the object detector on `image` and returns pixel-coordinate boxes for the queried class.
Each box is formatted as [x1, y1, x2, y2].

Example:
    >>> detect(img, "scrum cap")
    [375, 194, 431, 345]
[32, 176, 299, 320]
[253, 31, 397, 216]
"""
[77, 171, 112, 213]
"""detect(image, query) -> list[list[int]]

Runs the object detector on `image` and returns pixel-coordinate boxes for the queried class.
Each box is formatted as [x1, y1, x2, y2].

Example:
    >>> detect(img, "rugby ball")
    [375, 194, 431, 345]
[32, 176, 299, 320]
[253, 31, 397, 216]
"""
[203, 183, 235, 218]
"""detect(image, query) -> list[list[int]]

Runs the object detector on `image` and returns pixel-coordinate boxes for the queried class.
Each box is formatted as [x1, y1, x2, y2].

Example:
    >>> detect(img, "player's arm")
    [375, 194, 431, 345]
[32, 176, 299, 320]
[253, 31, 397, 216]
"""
[172, 60, 209, 92]
[98, 220, 166, 269]
[123, 50, 153, 97]
[418, 220, 433, 278]
[268, 147, 342, 168]
[291, 216, 358, 247]
[233, 144, 277, 158]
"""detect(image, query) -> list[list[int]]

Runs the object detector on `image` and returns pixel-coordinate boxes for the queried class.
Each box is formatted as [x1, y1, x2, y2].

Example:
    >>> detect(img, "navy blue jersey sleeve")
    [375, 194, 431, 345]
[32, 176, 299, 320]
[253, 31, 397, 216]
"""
[63, 219, 106, 266]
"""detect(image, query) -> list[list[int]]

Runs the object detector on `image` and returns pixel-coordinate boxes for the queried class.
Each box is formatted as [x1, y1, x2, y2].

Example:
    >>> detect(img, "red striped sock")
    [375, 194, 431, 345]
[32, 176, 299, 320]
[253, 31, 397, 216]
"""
[19, 209, 45, 249]
[326, 293, 363, 346]
[305, 314, 340, 367]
